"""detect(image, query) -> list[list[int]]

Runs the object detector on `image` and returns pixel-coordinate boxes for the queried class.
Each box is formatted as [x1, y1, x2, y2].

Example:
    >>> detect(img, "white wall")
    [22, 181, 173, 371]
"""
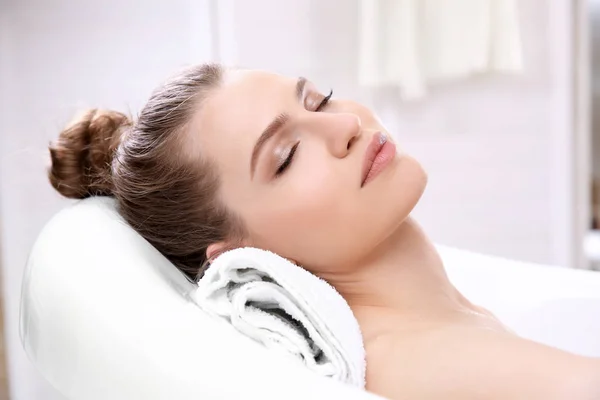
[0, 1, 213, 398]
[233, 0, 576, 266]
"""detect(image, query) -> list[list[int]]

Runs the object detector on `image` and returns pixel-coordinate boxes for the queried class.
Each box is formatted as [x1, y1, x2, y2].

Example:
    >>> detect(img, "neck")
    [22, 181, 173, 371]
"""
[321, 217, 478, 338]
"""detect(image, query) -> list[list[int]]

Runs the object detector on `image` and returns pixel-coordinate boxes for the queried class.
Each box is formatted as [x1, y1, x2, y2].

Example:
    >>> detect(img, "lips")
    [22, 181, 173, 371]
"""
[361, 132, 396, 187]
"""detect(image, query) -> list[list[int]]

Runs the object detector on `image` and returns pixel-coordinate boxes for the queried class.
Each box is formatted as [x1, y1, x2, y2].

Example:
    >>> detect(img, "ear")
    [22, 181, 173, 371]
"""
[206, 242, 230, 262]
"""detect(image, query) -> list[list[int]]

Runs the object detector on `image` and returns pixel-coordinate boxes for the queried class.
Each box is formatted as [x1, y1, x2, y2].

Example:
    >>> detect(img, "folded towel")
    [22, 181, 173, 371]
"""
[193, 247, 366, 388]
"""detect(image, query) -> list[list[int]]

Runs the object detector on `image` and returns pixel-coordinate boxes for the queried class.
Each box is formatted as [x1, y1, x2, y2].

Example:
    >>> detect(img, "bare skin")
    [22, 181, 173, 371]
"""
[188, 69, 600, 399]
[336, 218, 600, 399]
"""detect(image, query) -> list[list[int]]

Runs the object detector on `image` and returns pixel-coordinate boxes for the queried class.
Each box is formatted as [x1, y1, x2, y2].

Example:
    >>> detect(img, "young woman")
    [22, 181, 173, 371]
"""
[49, 64, 600, 399]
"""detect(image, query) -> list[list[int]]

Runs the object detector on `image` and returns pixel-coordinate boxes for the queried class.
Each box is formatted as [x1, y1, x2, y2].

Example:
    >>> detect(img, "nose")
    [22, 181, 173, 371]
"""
[309, 112, 362, 158]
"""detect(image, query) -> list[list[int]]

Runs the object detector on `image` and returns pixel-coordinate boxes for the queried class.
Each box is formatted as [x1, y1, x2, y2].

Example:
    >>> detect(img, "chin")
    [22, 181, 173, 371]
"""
[387, 154, 427, 222]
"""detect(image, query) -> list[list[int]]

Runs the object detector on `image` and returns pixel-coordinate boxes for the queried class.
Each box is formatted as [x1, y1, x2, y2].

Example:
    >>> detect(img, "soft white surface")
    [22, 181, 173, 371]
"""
[195, 247, 365, 387]
[20, 197, 600, 399]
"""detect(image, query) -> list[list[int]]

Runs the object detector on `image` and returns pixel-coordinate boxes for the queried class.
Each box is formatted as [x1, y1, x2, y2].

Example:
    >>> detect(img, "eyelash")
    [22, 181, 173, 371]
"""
[275, 142, 299, 176]
[275, 89, 334, 177]
[316, 89, 333, 112]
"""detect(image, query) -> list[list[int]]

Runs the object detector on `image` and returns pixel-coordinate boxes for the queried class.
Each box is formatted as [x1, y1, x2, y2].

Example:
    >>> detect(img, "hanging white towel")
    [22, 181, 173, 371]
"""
[193, 247, 366, 388]
[358, 0, 523, 100]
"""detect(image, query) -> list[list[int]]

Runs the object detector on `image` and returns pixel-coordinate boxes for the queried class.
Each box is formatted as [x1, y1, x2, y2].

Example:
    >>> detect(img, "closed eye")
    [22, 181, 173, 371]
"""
[275, 142, 299, 177]
[315, 89, 333, 112]
[274, 88, 332, 177]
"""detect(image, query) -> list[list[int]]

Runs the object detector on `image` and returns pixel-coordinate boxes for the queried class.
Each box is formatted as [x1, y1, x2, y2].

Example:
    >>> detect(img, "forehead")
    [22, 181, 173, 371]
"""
[194, 69, 297, 172]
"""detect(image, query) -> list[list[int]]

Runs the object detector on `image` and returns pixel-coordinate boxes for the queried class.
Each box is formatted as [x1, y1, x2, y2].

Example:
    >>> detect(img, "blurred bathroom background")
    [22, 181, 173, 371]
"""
[0, 0, 595, 398]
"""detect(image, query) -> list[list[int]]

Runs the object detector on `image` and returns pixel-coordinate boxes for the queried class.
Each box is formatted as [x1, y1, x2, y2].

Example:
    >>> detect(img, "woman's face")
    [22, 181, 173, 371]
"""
[194, 69, 427, 275]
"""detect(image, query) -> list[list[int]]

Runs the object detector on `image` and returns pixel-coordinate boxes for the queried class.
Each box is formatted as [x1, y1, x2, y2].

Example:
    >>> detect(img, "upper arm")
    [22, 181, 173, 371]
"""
[365, 330, 600, 400]
[468, 333, 600, 400]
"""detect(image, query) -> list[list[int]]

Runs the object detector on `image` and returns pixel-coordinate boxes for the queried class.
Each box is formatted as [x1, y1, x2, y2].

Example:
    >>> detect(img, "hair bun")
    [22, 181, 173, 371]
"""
[48, 109, 131, 199]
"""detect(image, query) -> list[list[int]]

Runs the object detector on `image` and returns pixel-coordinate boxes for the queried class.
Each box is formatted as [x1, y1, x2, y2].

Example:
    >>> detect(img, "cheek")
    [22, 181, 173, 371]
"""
[244, 162, 352, 254]
[259, 169, 341, 232]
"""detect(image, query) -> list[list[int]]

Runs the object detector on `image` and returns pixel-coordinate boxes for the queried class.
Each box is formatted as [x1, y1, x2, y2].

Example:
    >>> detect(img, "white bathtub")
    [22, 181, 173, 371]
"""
[440, 245, 600, 357]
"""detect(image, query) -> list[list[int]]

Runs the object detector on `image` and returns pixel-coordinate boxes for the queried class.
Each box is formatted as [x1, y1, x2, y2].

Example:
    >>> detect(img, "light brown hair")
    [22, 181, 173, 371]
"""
[48, 64, 245, 280]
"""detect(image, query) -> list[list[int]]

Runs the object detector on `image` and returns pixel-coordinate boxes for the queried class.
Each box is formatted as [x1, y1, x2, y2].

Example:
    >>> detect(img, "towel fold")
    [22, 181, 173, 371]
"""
[193, 247, 366, 388]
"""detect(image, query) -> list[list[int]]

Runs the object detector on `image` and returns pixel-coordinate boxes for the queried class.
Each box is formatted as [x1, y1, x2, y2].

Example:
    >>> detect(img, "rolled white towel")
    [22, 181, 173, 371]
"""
[193, 247, 366, 388]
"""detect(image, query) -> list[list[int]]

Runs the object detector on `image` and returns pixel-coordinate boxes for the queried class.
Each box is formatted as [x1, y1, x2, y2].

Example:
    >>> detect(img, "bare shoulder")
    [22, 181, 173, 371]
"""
[558, 356, 600, 400]
[365, 327, 600, 400]
[579, 364, 600, 399]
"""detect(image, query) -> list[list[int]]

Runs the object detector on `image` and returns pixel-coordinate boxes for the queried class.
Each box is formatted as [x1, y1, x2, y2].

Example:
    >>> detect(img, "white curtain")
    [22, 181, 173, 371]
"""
[358, 0, 523, 100]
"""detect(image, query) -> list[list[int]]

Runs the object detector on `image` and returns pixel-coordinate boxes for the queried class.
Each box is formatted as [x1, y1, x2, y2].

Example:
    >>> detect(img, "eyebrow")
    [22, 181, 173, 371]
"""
[296, 76, 307, 100]
[250, 77, 307, 179]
